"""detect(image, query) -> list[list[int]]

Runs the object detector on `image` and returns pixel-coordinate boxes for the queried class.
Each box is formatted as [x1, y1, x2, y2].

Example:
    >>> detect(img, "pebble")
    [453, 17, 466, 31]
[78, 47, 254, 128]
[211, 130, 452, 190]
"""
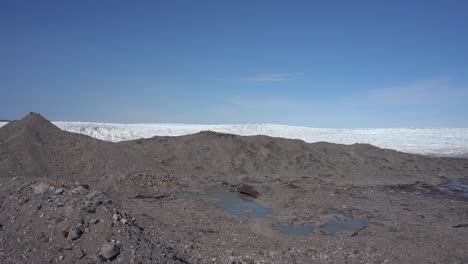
[71, 186, 87, 194]
[33, 183, 50, 194]
[68, 227, 83, 240]
[59, 223, 70, 238]
[86, 191, 101, 200]
[100, 242, 120, 260]
[112, 214, 120, 222]
[55, 188, 64, 195]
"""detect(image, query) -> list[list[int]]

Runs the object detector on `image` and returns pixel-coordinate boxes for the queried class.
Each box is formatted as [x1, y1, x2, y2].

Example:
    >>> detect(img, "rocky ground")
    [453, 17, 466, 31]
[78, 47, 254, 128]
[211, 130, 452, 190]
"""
[0, 176, 188, 263]
[0, 113, 467, 263]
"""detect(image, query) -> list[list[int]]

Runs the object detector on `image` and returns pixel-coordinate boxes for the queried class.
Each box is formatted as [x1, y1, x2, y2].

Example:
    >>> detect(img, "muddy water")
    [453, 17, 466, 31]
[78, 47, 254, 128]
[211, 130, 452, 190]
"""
[436, 179, 468, 199]
[178, 187, 369, 236]
[321, 219, 368, 235]
[274, 225, 314, 236]
[177, 188, 271, 218]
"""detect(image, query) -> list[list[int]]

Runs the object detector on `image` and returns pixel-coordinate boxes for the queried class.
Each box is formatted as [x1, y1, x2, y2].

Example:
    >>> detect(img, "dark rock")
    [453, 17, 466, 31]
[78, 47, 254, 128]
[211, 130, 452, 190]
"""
[237, 184, 260, 198]
[134, 194, 169, 199]
[19, 197, 29, 205]
[286, 183, 300, 189]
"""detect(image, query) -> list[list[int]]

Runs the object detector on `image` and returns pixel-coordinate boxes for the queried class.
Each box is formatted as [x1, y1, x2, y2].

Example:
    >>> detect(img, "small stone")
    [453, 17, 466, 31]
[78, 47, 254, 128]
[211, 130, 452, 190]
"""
[85, 206, 97, 214]
[89, 218, 99, 224]
[86, 191, 101, 200]
[71, 186, 87, 194]
[61, 244, 73, 251]
[76, 248, 85, 259]
[55, 188, 64, 195]
[19, 197, 29, 205]
[112, 214, 120, 222]
[34, 183, 50, 194]
[59, 223, 70, 238]
[68, 227, 83, 240]
[120, 218, 128, 225]
[100, 242, 119, 260]
[58, 255, 64, 261]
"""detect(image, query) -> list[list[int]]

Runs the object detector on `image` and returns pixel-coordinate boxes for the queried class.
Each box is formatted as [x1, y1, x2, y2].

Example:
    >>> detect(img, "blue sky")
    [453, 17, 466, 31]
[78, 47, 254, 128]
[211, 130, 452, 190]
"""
[1, 0, 468, 127]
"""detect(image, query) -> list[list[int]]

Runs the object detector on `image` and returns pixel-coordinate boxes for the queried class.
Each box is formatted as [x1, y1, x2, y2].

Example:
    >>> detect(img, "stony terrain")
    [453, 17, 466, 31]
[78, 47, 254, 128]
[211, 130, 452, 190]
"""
[0, 113, 467, 263]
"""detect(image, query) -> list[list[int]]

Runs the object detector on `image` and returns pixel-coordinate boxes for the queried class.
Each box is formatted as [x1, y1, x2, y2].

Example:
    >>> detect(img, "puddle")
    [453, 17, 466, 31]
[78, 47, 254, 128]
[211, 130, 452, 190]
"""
[177, 188, 271, 218]
[387, 179, 468, 201]
[321, 219, 368, 235]
[274, 225, 314, 236]
[436, 179, 468, 200]
[178, 187, 368, 236]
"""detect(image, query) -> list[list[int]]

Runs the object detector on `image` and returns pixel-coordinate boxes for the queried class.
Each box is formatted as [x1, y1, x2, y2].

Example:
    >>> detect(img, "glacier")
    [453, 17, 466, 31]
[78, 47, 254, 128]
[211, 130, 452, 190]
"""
[1, 121, 467, 157]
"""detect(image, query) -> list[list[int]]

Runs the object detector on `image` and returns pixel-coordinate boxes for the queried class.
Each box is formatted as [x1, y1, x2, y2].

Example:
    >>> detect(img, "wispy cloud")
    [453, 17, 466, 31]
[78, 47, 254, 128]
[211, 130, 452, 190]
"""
[224, 72, 298, 82]
[219, 77, 468, 126]
[359, 78, 468, 106]
[229, 96, 304, 109]
[236, 73, 295, 82]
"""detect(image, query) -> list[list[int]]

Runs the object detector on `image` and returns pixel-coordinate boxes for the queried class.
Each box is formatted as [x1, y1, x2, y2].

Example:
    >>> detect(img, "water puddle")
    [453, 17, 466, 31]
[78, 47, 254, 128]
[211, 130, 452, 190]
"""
[177, 188, 270, 218]
[388, 179, 468, 201]
[436, 179, 468, 200]
[178, 187, 368, 236]
[274, 225, 314, 236]
[321, 219, 368, 235]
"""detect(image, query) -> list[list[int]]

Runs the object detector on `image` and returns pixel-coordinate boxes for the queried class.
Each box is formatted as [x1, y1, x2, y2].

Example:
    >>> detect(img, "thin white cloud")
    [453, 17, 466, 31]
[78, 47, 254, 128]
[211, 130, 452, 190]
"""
[248, 73, 293, 82]
[229, 78, 468, 110]
[361, 78, 468, 106]
[221, 77, 468, 126]
[229, 96, 304, 109]
[221, 72, 297, 82]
